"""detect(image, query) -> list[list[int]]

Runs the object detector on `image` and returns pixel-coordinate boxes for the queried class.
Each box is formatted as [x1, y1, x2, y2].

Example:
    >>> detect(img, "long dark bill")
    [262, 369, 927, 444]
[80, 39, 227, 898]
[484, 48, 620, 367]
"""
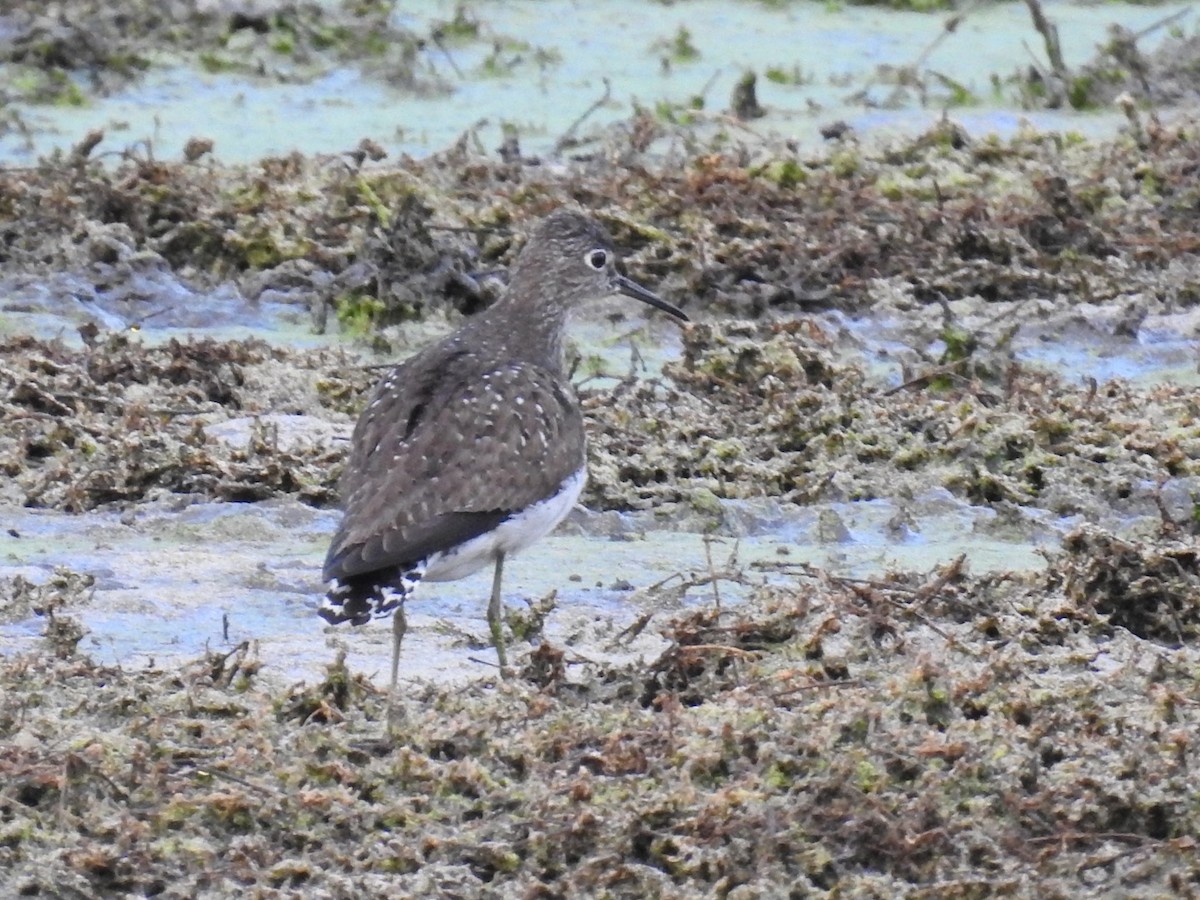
[616, 274, 689, 322]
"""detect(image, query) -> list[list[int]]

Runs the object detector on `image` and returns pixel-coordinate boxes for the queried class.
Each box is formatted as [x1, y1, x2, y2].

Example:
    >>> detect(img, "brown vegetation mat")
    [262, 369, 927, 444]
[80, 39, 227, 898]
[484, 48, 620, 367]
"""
[4, 115, 1200, 324]
[2, 542, 1198, 897]
[586, 319, 1200, 517]
[0, 333, 358, 510]
[4, 96, 1200, 900]
[4, 318, 1197, 538]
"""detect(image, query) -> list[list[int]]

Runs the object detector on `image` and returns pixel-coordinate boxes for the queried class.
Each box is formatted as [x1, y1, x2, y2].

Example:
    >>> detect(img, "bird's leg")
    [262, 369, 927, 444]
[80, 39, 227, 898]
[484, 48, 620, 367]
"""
[387, 600, 407, 734]
[488, 551, 509, 675]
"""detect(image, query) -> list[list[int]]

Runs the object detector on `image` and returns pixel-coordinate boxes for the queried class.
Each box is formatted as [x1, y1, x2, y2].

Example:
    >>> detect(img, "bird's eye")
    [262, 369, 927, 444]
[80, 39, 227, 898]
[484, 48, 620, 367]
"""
[585, 249, 609, 270]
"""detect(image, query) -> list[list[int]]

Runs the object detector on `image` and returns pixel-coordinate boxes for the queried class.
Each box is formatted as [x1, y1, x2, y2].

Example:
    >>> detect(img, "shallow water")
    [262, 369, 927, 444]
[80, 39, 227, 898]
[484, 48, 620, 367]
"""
[0, 269, 316, 343]
[1, 1, 1193, 164]
[1, 485, 1073, 689]
[831, 302, 1200, 388]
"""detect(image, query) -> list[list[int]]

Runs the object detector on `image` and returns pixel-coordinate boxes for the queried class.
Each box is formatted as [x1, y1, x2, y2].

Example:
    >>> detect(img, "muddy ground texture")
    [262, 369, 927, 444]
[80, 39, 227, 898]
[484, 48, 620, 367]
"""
[5, 105, 1200, 895]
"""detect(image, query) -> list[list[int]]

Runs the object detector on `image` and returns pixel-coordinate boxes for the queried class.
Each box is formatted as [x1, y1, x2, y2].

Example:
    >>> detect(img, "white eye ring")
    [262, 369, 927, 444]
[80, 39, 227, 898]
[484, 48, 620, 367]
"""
[585, 248, 609, 270]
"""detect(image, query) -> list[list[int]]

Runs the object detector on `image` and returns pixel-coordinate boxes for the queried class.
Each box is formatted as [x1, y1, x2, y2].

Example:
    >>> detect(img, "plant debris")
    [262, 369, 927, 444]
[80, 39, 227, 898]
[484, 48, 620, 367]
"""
[3, 49, 1200, 897]
[1, 552, 1198, 896]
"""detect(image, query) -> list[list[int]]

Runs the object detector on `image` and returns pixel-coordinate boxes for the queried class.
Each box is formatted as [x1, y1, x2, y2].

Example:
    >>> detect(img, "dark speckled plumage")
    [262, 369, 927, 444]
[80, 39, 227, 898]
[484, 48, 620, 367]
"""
[318, 208, 688, 717]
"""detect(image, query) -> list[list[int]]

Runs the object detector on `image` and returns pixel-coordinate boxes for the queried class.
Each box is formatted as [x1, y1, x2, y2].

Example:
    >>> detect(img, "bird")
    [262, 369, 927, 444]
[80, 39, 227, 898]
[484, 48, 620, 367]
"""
[320, 208, 688, 720]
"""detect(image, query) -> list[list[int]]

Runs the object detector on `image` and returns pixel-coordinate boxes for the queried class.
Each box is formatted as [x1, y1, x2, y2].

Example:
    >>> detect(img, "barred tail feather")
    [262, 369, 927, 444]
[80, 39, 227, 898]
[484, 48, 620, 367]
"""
[319, 562, 427, 626]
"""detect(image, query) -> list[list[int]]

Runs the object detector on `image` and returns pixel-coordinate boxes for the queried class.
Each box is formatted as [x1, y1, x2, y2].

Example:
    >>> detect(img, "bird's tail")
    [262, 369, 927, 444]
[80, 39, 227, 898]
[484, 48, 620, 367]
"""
[319, 563, 427, 626]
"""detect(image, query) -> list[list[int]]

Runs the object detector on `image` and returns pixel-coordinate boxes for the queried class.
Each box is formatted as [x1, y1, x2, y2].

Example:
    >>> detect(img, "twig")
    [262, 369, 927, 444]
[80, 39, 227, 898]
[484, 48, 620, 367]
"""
[770, 678, 863, 700]
[183, 765, 286, 799]
[1027, 830, 1155, 846]
[844, 581, 966, 650]
[429, 29, 465, 79]
[613, 610, 656, 644]
[554, 77, 612, 154]
[703, 534, 724, 612]
[643, 571, 686, 593]
[1131, 7, 1191, 42]
[908, 0, 989, 72]
[676, 643, 755, 659]
[754, 558, 974, 651]
[881, 358, 973, 396]
[1024, 0, 1067, 77]
[914, 553, 967, 604]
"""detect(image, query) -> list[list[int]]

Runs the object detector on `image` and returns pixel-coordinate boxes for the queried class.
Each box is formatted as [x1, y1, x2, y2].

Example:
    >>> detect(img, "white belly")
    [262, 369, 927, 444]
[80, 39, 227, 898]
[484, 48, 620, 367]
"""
[423, 467, 586, 582]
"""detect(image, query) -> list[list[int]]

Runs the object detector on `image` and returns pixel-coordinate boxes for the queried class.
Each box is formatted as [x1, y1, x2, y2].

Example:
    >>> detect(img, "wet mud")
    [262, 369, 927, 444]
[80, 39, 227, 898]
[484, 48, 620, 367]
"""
[4, 10, 1200, 893]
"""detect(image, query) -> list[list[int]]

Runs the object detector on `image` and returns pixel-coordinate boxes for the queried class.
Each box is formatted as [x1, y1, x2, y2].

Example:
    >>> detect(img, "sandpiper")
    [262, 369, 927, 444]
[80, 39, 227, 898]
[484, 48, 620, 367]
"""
[320, 208, 688, 715]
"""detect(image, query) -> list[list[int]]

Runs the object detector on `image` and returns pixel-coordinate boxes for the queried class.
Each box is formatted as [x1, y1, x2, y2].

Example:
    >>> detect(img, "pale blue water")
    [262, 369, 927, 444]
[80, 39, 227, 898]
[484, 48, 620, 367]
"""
[0, 1, 1193, 164]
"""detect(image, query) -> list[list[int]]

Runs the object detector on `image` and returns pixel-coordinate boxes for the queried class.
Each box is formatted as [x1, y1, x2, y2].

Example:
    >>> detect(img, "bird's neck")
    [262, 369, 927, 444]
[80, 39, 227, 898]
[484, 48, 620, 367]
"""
[468, 289, 569, 375]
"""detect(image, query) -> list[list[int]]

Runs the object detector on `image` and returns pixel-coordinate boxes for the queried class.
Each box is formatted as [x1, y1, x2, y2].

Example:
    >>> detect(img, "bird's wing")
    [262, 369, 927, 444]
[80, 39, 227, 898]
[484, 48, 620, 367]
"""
[324, 360, 585, 582]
